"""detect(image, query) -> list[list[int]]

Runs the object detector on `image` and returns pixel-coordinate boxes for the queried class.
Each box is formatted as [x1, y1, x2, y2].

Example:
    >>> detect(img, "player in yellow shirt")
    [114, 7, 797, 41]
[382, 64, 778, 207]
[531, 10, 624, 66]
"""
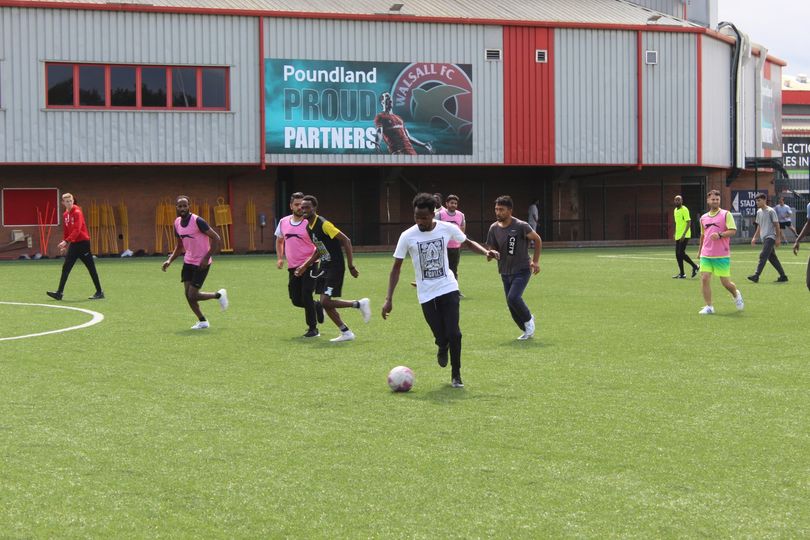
[673, 195, 699, 278]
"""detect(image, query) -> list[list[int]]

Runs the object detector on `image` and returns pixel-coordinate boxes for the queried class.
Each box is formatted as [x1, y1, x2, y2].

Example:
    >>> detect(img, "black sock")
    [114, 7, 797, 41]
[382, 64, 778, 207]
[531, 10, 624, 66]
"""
[352, 300, 359, 308]
[199, 317, 206, 322]
[215, 292, 221, 299]
[339, 324, 349, 332]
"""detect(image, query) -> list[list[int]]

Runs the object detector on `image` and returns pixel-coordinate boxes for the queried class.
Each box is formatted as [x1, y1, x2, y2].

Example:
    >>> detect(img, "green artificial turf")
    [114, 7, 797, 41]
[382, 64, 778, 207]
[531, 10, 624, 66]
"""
[1, 247, 809, 537]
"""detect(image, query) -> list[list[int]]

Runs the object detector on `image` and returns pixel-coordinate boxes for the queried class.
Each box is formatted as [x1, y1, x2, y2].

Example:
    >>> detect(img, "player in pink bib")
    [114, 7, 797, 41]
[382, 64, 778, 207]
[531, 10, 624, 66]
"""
[437, 194, 466, 286]
[275, 192, 319, 337]
[162, 195, 229, 329]
[696, 189, 743, 315]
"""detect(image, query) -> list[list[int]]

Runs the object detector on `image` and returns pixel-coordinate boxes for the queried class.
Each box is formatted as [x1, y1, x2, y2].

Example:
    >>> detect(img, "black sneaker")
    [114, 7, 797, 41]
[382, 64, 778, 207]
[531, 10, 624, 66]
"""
[691, 266, 699, 278]
[303, 329, 320, 338]
[672, 274, 686, 279]
[89, 291, 105, 300]
[451, 377, 464, 388]
[314, 301, 324, 324]
[776, 275, 789, 283]
[437, 347, 448, 368]
[747, 275, 759, 283]
[46, 291, 63, 301]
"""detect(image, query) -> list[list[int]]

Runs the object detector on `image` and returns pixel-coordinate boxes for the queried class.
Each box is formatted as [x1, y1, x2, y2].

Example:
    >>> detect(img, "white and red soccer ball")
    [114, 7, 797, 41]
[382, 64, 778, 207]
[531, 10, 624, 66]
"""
[387, 366, 414, 392]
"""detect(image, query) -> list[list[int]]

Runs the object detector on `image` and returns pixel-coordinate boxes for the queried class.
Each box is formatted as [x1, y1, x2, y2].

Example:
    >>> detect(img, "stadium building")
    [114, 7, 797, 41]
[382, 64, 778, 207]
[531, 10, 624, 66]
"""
[0, 0, 785, 256]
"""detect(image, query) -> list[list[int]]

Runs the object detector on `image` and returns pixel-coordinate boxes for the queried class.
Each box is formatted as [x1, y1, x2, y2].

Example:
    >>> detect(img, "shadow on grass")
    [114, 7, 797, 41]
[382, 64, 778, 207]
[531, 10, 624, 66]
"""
[174, 328, 221, 336]
[500, 339, 552, 349]
[409, 383, 470, 403]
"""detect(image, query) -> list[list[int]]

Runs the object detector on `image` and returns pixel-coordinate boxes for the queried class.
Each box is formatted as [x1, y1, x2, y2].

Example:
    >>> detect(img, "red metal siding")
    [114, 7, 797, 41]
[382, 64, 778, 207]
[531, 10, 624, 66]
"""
[503, 27, 555, 165]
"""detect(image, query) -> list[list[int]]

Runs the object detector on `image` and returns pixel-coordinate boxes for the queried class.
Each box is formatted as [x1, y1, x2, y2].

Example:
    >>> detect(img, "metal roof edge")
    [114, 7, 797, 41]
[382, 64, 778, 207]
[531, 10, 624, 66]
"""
[0, 0, 704, 32]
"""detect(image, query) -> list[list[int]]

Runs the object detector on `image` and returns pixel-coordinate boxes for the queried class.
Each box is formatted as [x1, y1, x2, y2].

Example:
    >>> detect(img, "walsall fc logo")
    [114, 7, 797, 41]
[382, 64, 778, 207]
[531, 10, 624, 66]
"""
[392, 63, 473, 140]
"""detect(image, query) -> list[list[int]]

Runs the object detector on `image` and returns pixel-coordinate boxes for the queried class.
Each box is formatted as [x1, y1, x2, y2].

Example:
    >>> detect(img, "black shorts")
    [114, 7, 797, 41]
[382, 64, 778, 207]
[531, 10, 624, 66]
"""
[313, 263, 345, 298]
[779, 222, 791, 229]
[181, 263, 210, 289]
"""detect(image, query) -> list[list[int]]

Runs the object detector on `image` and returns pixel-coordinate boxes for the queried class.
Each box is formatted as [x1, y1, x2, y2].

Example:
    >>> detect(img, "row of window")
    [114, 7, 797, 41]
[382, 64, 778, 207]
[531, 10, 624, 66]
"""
[46, 63, 229, 110]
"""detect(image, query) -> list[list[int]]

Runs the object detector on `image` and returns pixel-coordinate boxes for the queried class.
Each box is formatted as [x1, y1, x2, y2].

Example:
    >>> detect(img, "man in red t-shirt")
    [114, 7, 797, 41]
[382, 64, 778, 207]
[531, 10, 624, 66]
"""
[372, 92, 434, 156]
[47, 192, 104, 300]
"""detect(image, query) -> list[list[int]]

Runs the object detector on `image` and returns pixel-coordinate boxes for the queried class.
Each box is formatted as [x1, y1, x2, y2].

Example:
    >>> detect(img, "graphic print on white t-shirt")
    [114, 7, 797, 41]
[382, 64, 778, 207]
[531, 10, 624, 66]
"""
[418, 238, 446, 280]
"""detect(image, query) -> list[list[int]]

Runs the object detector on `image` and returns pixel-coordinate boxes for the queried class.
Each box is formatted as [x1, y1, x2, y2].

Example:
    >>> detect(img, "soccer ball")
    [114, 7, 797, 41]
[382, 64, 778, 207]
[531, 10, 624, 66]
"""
[387, 366, 414, 392]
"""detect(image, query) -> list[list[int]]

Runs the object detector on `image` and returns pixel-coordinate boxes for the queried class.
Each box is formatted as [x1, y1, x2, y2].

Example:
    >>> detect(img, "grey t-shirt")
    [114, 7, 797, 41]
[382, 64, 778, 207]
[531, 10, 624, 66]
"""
[756, 207, 779, 240]
[774, 204, 792, 223]
[486, 217, 533, 275]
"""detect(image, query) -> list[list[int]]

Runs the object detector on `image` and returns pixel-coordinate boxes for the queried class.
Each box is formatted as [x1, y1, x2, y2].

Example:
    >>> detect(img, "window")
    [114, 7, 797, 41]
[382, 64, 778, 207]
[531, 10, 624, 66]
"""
[45, 63, 229, 110]
[79, 65, 105, 106]
[172, 67, 197, 107]
[110, 66, 136, 107]
[141, 67, 167, 107]
[202, 68, 227, 108]
[47, 64, 74, 106]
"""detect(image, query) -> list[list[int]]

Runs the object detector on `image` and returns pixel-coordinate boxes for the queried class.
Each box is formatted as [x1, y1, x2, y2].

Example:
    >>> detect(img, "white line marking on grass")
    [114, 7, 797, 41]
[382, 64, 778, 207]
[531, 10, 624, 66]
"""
[0, 302, 104, 341]
[597, 255, 808, 265]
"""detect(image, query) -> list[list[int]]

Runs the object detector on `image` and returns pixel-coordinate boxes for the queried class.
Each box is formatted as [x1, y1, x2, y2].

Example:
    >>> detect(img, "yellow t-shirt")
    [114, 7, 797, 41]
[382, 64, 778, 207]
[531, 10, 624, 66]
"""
[674, 206, 692, 240]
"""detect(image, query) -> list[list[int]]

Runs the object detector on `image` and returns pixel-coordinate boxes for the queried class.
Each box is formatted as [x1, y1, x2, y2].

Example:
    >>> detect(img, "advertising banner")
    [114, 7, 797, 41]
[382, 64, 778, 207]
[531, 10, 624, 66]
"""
[265, 59, 473, 156]
[760, 78, 782, 152]
[731, 190, 762, 217]
[782, 136, 810, 177]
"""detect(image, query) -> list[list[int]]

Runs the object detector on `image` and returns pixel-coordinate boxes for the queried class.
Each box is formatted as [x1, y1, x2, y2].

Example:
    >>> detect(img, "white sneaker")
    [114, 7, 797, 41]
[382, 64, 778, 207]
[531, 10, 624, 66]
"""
[358, 298, 371, 323]
[191, 321, 210, 329]
[330, 330, 355, 342]
[523, 316, 535, 339]
[698, 305, 715, 315]
[517, 333, 531, 341]
[734, 290, 744, 311]
[217, 289, 229, 311]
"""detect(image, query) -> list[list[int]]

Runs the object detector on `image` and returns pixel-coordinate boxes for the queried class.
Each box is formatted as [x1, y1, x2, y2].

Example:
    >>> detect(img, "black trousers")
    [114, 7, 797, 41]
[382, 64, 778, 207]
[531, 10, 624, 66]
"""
[58, 240, 102, 293]
[806, 255, 810, 292]
[288, 268, 317, 330]
[447, 248, 460, 280]
[420, 291, 462, 378]
[675, 238, 698, 275]
[753, 237, 786, 278]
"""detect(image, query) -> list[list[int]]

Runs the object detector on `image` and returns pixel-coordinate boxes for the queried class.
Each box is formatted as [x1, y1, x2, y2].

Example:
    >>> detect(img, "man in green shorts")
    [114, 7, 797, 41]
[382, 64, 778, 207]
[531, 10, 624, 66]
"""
[696, 189, 744, 315]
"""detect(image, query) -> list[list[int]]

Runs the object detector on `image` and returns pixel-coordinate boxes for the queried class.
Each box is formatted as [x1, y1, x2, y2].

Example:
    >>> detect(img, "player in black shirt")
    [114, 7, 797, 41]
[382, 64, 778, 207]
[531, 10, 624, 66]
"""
[294, 195, 371, 342]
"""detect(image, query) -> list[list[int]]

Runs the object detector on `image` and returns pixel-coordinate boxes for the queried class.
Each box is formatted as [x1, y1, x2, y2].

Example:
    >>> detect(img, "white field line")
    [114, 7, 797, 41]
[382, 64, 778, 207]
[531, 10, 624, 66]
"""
[0, 302, 104, 342]
[597, 255, 809, 265]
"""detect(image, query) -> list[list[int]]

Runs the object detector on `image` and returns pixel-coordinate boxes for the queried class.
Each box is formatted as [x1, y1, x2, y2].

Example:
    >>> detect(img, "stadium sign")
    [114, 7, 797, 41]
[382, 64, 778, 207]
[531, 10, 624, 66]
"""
[264, 59, 473, 155]
[782, 136, 810, 175]
[731, 190, 762, 217]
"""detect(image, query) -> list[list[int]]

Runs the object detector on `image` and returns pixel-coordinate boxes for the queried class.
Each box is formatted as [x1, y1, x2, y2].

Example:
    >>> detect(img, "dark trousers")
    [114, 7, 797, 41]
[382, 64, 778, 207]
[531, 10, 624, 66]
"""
[447, 248, 460, 280]
[58, 240, 102, 293]
[420, 291, 462, 378]
[675, 238, 698, 275]
[501, 269, 532, 330]
[753, 237, 787, 278]
[288, 268, 317, 330]
[806, 255, 810, 292]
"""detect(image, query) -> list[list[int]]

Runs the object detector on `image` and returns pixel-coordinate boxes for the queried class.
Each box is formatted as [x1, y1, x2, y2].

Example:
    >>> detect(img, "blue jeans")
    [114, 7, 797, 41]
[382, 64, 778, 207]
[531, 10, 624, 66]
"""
[501, 269, 532, 330]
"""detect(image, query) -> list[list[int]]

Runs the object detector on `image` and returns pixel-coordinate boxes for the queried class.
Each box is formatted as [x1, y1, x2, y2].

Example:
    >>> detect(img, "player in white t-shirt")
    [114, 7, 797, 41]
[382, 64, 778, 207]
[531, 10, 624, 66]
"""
[382, 193, 499, 388]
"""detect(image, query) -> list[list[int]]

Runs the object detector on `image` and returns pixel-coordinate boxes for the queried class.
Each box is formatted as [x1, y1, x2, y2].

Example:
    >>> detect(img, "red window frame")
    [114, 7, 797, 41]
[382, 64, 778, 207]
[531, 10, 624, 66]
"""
[45, 62, 230, 111]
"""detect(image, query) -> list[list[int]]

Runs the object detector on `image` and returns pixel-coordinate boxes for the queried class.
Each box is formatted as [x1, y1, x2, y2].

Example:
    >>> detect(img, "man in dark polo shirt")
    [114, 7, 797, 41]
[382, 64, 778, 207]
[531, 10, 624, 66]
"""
[485, 195, 543, 340]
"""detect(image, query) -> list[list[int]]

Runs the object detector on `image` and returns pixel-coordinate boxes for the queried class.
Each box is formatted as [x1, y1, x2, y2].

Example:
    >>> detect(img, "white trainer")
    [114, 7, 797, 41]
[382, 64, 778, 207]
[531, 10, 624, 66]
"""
[217, 288, 229, 311]
[523, 315, 535, 339]
[330, 330, 356, 342]
[698, 305, 715, 315]
[191, 321, 210, 329]
[517, 333, 530, 341]
[358, 298, 371, 323]
[734, 290, 744, 311]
